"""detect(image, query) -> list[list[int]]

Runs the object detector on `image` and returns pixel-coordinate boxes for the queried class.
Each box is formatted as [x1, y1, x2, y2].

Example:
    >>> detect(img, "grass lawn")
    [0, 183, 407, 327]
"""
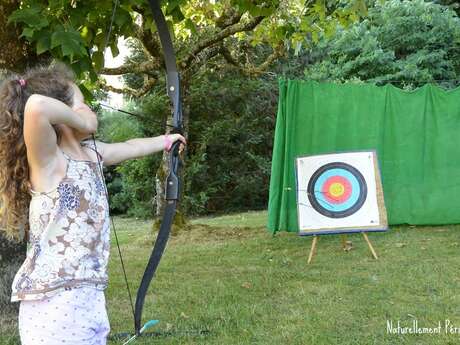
[2, 211, 460, 344]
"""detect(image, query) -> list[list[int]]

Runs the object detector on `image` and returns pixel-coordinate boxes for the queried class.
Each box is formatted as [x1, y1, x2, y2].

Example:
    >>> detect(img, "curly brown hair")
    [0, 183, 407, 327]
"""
[0, 64, 75, 240]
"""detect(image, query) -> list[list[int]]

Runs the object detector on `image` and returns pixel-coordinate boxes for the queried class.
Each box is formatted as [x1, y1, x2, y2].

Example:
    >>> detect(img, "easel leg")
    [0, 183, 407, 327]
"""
[308, 236, 318, 264]
[362, 232, 378, 259]
[341, 234, 347, 249]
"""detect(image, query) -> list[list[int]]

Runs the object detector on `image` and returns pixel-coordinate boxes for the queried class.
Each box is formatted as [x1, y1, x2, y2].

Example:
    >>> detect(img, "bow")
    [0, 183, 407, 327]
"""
[133, 0, 183, 337]
[97, 0, 183, 343]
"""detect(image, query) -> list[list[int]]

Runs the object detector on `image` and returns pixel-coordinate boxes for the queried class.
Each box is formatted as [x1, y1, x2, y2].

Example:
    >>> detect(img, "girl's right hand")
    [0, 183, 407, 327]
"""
[70, 83, 98, 134]
[72, 101, 98, 134]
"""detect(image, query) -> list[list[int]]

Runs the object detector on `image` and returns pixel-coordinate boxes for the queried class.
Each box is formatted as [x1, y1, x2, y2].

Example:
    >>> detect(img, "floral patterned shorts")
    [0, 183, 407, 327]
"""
[18, 287, 110, 345]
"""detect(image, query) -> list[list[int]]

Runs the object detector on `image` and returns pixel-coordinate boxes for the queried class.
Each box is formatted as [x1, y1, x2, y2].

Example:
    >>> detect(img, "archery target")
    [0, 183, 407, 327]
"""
[296, 151, 387, 235]
[307, 162, 367, 218]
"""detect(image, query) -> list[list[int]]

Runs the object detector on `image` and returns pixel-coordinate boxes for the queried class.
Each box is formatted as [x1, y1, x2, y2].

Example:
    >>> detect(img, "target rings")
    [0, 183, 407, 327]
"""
[307, 162, 367, 218]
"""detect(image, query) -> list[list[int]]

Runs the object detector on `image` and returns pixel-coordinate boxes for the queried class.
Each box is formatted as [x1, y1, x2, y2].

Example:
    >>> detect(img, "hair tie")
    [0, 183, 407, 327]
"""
[18, 79, 26, 87]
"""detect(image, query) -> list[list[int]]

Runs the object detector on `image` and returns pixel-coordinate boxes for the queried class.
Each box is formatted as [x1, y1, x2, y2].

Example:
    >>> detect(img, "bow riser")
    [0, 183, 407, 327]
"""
[166, 147, 181, 200]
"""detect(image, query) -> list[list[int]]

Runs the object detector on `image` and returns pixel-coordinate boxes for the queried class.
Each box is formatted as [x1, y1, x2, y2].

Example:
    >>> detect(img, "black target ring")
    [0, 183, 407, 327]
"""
[307, 162, 367, 218]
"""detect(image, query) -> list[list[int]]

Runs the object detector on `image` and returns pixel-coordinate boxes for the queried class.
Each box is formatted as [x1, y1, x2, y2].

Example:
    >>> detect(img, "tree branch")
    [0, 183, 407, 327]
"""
[135, 16, 164, 62]
[182, 15, 266, 70]
[100, 59, 161, 76]
[215, 9, 243, 29]
[182, 44, 222, 81]
[219, 45, 239, 66]
[98, 76, 157, 97]
[217, 43, 285, 77]
[244, 43, 285, 76]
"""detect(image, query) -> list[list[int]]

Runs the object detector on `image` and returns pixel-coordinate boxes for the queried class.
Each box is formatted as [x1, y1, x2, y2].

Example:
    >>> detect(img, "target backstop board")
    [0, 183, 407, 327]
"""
[295, 151, 388, 236]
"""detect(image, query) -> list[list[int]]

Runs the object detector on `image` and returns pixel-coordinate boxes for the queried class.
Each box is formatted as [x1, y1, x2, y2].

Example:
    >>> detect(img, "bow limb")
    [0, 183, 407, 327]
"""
[134, 147, 181, 335]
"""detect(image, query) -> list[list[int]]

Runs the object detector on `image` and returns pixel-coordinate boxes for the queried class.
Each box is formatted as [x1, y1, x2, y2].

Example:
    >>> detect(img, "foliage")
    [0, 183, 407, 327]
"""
[8, 0, 121, 79]
[6, 0, 368, 80]
[7, 0, 275, 78]
[304, 0, 460, 89]
[436, 0, 460, 16]
[109, 157, 159, 218]
[184, 71, 277, 215]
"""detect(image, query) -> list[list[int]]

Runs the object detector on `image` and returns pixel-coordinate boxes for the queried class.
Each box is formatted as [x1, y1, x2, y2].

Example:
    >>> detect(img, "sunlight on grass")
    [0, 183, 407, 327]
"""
[190, 210, 268, 228]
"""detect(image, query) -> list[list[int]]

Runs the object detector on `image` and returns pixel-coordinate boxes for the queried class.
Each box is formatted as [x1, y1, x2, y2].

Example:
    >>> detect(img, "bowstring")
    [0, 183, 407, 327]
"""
[103, 0, 121, 54]
[99, 102, 175, 128]
[90, 0, 136, 323]
[92, 135, 135, 320]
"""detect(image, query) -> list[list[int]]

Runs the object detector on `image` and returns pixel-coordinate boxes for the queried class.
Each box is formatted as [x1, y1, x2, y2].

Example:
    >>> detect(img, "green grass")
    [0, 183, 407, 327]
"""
[2, 211, 460, 344]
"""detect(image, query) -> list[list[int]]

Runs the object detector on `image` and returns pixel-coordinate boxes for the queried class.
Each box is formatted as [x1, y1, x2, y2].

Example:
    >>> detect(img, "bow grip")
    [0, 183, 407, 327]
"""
[165, 141, 181, 200]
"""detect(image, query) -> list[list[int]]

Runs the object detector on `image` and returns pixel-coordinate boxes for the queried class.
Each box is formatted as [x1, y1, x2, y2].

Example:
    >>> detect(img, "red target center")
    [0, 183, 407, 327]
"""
[322, 176, 352, 204]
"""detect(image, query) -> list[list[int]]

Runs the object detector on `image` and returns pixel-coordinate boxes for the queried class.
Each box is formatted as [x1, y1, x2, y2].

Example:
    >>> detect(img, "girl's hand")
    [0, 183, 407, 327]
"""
[70, 83, 97, 134]
[165, 134, 186, 153]
[72, 101, 98, 134]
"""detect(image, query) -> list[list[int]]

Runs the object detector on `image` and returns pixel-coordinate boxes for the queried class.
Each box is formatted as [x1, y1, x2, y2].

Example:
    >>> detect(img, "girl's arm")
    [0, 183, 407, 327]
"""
[23, 93, 97, 168]
[94, 134, 186, 166]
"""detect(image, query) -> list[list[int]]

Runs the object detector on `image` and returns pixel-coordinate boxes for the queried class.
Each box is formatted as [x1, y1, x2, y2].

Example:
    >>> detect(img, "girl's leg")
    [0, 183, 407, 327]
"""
[18, 287, 110, 345]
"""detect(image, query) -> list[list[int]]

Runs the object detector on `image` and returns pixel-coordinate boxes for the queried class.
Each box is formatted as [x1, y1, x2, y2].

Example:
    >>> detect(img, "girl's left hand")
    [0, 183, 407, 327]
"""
[166, 134, 186, 153]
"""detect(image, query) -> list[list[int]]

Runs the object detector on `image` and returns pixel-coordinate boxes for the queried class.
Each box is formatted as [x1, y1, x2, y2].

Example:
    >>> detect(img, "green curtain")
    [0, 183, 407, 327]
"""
[268, 79, 460, 234]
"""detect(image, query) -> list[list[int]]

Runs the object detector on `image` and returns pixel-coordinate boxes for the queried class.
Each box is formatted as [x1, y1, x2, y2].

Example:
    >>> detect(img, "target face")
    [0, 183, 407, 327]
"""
[295, 151, 388, 235]
[307, 162, 367, 218]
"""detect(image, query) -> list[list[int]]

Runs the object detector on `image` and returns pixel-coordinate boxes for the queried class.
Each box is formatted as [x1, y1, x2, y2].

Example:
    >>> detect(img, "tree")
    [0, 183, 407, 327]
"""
[304, 0, 460, 89]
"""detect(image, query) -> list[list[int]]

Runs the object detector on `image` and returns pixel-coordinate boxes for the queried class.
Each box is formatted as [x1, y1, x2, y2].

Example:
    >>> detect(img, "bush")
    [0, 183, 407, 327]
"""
[184, 72, 277, 215]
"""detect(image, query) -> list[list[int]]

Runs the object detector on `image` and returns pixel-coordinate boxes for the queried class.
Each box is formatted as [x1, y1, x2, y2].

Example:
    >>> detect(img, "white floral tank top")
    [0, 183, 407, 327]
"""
[11, 144, 110, 302]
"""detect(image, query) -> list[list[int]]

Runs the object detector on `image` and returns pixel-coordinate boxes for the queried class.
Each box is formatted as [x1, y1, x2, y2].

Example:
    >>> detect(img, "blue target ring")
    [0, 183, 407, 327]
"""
[307, 162, 367, 218]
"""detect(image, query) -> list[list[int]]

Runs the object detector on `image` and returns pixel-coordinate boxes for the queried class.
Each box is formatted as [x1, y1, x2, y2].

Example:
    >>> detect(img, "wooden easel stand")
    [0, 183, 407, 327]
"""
[307, 232, 378, 264]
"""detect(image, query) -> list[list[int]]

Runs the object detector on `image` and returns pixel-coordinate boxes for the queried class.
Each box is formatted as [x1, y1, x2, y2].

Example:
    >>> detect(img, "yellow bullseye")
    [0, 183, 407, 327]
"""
[329, 182, 345, 197]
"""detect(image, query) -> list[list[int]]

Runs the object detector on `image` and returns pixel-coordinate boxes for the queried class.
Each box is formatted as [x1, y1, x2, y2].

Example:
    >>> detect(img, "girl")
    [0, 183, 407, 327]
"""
[0, 64, 185, 345]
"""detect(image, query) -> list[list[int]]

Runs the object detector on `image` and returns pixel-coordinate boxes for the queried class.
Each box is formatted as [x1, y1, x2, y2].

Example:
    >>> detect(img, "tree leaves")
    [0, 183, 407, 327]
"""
[9, 1, 88, 64]
[35, 32, 51, 55]
[51, 26, 87, 60]
[8, 4, 49, 30]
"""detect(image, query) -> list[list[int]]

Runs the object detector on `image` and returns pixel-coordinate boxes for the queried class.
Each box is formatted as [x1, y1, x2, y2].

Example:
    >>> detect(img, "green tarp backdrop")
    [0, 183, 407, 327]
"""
[268, 80, 460, 233]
